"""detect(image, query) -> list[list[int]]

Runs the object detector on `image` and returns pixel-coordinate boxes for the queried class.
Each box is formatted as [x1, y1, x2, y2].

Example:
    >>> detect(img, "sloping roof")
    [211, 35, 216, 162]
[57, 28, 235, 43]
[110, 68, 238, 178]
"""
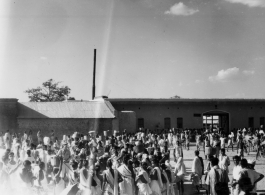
[18, 101, 116, 119]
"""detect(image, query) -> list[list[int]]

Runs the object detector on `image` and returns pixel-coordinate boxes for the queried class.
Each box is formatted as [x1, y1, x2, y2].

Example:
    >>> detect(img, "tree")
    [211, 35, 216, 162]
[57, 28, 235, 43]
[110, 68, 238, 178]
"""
[25, 79, 75, 102]
[170, 95, 181, 99]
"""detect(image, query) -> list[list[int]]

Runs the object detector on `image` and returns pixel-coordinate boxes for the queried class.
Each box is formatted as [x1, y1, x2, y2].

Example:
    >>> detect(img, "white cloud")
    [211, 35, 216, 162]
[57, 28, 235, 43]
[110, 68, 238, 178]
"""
[224, 0, 265, 7]
[209, 67, 255, 82]
[40, 56, 47, 60]
[243, 70, 255, 75]
[165, 2, 199, 16]
[209, 67, 239, 82]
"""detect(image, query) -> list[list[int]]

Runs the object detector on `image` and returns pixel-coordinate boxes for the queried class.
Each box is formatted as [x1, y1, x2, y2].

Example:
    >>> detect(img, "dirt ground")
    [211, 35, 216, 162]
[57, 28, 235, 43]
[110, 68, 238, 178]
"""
[169, 142, 265, 195]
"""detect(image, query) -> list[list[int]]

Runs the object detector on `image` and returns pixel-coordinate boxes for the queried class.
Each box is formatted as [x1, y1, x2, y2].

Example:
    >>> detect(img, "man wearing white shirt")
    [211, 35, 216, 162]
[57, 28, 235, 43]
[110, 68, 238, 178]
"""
[238, 159, 264, 194]
[231, 155, 242, 195]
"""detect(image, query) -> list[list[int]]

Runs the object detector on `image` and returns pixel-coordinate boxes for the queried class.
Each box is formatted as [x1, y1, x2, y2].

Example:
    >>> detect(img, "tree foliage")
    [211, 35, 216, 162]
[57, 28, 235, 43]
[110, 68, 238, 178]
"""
[25, 79, 75, 102]
[170, 95, 181, 99]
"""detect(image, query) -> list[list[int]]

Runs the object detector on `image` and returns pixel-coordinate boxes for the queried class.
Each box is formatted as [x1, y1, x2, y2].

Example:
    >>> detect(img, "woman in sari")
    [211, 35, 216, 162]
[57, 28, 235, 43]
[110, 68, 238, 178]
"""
[78, 159, 95, 195]
[150, 159, 163, 195]
[117, 155, 136, 195]
[0, 152, 22, 193]
[50, 156, 64, 195]
[102, 158, 123, 195]
[136, 161, 152, 195]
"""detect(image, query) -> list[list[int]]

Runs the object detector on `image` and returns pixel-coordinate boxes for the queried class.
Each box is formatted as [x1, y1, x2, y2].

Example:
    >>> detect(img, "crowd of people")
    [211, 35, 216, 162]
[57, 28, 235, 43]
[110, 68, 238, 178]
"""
[0, 127, 264, 195]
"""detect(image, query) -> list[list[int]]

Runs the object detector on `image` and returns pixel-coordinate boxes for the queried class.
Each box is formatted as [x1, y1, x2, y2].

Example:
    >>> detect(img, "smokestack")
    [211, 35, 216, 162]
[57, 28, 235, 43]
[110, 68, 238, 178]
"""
[92, 49, 96, 100]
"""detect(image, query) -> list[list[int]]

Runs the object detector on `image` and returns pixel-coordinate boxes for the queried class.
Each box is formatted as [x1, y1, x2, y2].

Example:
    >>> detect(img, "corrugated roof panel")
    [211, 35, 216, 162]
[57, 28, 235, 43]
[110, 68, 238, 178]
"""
[18, 101, 115, 119]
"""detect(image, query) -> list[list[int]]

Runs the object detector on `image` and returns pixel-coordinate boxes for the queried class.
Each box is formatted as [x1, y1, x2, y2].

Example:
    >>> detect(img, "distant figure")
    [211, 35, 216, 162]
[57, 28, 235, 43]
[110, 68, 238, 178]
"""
[219, 148, 230, 177]
[191, 150, 204, 192]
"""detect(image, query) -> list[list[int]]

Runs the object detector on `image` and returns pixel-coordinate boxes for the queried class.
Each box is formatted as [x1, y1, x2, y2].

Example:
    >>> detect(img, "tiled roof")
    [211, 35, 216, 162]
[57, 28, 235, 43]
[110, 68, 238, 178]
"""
[18, 101, 116, 119]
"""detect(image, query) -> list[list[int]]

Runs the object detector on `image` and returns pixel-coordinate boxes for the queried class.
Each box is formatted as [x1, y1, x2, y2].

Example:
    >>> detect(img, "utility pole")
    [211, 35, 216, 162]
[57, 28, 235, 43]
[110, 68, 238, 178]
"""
[92, 49, 96, 100]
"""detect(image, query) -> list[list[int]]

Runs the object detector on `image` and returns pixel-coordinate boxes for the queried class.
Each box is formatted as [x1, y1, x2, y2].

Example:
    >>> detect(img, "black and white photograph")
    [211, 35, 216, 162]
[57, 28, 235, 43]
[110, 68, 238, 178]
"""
[0, 0, 265, 194]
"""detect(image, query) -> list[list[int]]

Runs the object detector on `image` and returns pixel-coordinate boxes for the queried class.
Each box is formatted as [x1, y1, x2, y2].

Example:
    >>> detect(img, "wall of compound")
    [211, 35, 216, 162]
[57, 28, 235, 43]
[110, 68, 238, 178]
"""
[18, 118, 113, 140]
[110, 101, 265, 132]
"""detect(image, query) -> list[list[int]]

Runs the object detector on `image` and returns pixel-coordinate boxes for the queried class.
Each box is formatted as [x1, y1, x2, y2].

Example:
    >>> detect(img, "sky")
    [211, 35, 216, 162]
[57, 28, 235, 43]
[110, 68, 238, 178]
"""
[1, 0, 265, 102]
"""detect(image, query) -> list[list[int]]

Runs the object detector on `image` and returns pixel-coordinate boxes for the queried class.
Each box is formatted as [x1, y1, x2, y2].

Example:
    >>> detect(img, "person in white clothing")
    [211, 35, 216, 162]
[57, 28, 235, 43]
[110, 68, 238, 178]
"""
[231, 155, 242, 195]
[220, 135, 226, 149]
[237, 158, 264, 194]
[219, 149, 230, 176]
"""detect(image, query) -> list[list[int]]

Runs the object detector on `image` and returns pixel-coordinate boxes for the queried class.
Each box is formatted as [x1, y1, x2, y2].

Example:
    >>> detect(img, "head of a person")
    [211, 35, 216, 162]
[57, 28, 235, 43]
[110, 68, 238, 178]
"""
[233, 155, 241, 166]
[53, 167, 59, 175]
[26, 149, 31, 157]
[240, 158, 248, 169]
[208, 155, 214, 161]
[151, 158, 159, 168]
[69, 159, 78, 170]
[8, 152, 15, 161]
[133, 160, 140, 168]
[210, 157, 219, 167]
[141, 161, 148, 170]
[106, 158, 113, 169]
[221, 148, 226, 156]
[23, 160, 31, 170]
[82, 160, 89, 168]
[5, 148, 11, 154]
[194, 150, 199, 156]
[123, 154, 131, 165]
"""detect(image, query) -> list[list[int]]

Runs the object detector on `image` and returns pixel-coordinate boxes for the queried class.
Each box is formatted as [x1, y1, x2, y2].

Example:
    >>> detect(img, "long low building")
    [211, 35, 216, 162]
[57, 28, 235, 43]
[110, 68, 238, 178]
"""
[0, 97, 264, 136]
[108, 98, 265, 133]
